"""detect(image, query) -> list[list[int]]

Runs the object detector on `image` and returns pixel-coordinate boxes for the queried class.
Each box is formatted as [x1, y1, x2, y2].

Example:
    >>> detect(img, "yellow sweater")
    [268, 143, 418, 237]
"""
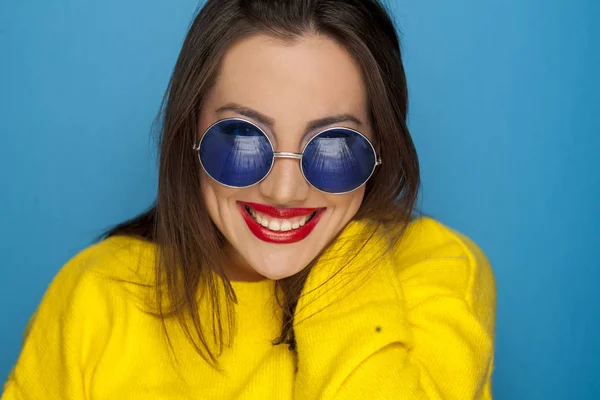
[2, 217, 496, 399]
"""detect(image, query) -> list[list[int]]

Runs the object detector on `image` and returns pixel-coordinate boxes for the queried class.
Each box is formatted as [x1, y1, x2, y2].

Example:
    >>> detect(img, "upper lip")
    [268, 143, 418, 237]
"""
[238, 201, 324, 218]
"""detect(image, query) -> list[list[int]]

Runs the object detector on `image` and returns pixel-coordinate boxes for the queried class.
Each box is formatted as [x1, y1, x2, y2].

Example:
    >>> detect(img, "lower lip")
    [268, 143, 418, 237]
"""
[237, 203, 325, 244]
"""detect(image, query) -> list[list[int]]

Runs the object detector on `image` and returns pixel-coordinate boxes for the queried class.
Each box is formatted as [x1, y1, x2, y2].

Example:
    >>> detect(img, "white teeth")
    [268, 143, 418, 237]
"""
[280, 220, 292, 232]
[245, 205, 317, 232]
[268, 220, 281, 231]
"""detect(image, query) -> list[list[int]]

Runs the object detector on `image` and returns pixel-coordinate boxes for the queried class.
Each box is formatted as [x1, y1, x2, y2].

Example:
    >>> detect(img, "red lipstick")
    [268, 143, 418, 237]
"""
[237, 201, 326, 244]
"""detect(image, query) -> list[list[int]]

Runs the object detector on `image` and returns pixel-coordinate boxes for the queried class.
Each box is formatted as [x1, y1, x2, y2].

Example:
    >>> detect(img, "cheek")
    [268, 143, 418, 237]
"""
[200, 171, 252, 226]
[327, 186, 365, 219]
[348, 188, 366, 215]
[200, 172, 216, 211]
[200, 172, 232, 226]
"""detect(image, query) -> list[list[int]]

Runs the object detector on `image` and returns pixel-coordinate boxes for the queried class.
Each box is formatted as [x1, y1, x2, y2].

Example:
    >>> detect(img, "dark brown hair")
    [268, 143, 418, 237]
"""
[103, 0, 420, 368]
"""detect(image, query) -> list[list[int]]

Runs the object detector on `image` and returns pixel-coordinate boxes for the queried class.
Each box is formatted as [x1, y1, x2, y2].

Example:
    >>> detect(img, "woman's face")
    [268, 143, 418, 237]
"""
[199, 34, 372, 281]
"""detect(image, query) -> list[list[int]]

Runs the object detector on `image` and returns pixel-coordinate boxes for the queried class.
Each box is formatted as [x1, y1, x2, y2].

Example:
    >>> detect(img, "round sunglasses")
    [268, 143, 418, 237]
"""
[193, 118, 382, 194]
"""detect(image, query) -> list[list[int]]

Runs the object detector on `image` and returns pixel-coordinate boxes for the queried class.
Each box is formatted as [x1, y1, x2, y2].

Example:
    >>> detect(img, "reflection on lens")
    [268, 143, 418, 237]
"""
[199, 120, 273, 187]
[302, 129, 376, 193]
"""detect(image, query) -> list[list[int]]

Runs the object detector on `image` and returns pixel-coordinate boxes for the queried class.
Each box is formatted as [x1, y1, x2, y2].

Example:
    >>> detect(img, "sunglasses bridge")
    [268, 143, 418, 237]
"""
[273, 151, 302, 160]
[272, 151, 382, 166]
[193, 146, 382, 166]
[193, 146, 382, 165]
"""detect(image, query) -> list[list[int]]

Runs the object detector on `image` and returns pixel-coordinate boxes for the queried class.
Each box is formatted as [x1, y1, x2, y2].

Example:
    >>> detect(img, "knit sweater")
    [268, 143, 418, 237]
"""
[2, 216, 496, 399]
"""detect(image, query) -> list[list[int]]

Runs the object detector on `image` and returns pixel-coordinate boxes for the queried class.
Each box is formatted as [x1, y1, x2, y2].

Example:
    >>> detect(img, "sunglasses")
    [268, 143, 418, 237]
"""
[193, 118, 382, 194]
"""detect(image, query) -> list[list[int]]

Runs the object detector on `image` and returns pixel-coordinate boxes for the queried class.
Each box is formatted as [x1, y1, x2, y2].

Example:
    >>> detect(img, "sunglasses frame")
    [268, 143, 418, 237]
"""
[193, 117, 382, 195]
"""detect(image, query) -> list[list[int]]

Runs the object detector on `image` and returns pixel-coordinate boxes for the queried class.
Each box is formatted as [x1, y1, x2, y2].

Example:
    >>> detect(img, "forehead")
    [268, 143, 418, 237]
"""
[208, 34, 368, 132]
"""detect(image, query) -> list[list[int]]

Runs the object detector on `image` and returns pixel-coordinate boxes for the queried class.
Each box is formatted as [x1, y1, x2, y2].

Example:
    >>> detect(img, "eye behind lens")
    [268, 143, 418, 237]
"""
[301, 127, 377, 194]
[199, 118, 274, 188]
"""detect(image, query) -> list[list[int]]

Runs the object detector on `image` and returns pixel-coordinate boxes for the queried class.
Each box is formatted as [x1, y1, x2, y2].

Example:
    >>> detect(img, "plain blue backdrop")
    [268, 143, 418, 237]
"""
[1, 1, 598, 398]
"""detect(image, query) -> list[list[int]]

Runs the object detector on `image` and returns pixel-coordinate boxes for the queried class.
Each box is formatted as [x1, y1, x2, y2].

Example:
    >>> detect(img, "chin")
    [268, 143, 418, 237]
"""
[246, 250, 313, 280]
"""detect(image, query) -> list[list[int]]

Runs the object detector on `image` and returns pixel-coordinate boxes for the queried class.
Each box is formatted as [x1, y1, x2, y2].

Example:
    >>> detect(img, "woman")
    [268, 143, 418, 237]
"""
[2, 0, 496, 399]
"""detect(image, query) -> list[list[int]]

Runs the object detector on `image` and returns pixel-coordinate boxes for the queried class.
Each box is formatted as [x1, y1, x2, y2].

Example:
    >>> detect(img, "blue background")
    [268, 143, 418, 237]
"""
[1, 1, 598, 398]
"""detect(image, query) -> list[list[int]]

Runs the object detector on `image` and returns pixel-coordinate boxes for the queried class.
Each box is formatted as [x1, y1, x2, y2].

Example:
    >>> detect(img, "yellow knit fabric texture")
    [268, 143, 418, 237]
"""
[2, 217, 496, 399]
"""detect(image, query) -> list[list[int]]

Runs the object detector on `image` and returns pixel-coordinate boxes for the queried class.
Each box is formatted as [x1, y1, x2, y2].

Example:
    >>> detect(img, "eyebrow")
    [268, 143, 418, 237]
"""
[215, 103, 363, 133]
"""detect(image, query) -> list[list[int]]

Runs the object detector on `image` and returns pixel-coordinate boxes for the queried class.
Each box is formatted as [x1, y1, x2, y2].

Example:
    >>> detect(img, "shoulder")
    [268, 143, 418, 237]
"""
[390, 217, 496, 325]
[7, 236, 158, 392]
[33, 235, 156, 328]
[57, 235, 155, 285]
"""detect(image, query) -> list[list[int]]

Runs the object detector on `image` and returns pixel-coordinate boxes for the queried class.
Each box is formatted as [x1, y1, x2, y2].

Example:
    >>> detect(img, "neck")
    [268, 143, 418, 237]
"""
[222, 244, 268, 282]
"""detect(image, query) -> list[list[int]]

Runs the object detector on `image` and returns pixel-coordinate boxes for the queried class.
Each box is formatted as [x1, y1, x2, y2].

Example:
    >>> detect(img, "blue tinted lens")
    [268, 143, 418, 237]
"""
[302, 128, 376, 193]
[199, 119, 273, 187]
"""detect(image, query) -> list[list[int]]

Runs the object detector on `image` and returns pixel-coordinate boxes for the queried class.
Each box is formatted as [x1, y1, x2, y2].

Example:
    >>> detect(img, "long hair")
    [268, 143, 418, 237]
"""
[102, 0, 420, 368]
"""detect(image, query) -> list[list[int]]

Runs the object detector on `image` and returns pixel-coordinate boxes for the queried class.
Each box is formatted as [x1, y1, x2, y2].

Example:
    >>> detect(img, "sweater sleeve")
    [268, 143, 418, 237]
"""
[2, 244, 115, 400]
[292, 219, 496, 400]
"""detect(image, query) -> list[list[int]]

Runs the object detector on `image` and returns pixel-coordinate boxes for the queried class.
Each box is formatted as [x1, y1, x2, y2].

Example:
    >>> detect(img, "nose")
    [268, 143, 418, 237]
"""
[259, 156, 310, 205]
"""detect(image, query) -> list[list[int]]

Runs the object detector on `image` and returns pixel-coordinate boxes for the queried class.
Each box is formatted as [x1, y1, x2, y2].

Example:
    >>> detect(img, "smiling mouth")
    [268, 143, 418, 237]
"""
[237, 202, 326, 244]
[242, 204, 318, 232]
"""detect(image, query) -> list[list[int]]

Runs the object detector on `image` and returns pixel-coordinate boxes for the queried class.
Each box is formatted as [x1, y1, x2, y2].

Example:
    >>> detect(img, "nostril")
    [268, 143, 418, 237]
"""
[258, 157, 311, 203]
